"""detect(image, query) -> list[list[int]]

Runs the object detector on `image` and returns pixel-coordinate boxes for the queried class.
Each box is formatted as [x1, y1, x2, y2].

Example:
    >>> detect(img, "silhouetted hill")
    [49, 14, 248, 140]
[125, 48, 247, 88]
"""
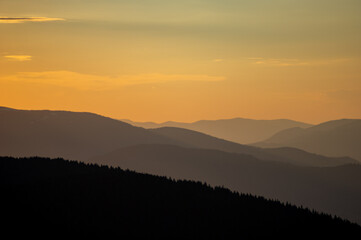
[254, 119, 361, 161]
[123, 118, 312, 144]
[264, 147, 356, 167]
[151, 127, 357, 167]
[0, 107, 354, 167]
[0, 107, 181, 160]
[1, 156, 360, 238]
[92, 144, 361, 224]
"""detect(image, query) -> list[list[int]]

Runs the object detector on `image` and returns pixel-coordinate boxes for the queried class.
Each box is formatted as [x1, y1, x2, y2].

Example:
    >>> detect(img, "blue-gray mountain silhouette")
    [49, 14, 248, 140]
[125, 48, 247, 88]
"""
[122, 117, 312, 144]
[0, 107, 354, 167]
[254, 119, 361, 161]
[1, 106, 360, 224]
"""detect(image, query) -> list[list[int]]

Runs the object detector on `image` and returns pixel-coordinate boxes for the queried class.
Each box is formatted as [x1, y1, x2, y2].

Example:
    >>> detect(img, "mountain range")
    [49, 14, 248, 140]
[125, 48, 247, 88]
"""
[0, 106, 355, 167]
[1, 106, 360, 224]
[125, 116, 361, 162]
[91, 144, 361, 224]
[122, 118, 313, 144]
[254, 119, 361, 161]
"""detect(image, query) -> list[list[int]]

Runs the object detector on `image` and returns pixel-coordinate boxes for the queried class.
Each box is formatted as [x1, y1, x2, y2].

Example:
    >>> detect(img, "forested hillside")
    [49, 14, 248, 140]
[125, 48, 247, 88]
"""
[1, 156, 360, 238]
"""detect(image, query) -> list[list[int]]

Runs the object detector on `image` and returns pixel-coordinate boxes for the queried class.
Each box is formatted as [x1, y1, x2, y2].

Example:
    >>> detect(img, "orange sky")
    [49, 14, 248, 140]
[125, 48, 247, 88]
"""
[1, 0, 361, 124]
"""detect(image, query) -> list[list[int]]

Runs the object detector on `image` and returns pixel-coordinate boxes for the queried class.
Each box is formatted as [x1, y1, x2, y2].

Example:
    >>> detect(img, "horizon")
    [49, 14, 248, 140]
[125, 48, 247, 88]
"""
[2, 105, 361, 125]
[1, 0, 361, 123]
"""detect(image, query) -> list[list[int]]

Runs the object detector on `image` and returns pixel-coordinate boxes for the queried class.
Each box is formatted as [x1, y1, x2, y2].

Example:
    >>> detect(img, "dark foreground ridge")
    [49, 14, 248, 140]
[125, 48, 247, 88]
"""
[1, 157, 360, 238]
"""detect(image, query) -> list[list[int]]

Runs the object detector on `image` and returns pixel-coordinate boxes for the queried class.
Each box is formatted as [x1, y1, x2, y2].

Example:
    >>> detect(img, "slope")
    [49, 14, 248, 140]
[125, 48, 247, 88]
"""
[92, 144, 361, 224]
[1, 156, 360, 238]
[0, 107, 180, 160]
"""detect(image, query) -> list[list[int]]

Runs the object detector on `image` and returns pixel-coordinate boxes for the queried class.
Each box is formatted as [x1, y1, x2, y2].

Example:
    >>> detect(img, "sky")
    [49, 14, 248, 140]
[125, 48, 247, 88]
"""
[1, 0, 361, 123]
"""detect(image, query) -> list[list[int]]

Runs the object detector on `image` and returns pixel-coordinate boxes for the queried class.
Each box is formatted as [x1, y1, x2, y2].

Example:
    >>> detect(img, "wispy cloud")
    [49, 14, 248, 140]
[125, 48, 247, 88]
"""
[1, 71, 225, 90]
[248, 57, 351, 67]
[247, 57, 265, 61]
[4, 55, 32, 61]
[0, 17, 65, 23]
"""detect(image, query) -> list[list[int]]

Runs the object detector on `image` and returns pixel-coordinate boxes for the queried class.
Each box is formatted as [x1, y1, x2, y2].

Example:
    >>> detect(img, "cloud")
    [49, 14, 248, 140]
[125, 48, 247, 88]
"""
[0, 17, 65, 23]
[247, 57, 265, 60]
[248, 57, 351, 67]
[4, 55, 32, 61]
[1, 71, 225, 90]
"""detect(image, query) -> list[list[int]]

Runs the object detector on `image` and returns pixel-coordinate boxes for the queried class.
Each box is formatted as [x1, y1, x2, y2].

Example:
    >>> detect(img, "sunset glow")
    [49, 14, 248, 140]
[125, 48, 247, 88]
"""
[1, 0, 360, 123]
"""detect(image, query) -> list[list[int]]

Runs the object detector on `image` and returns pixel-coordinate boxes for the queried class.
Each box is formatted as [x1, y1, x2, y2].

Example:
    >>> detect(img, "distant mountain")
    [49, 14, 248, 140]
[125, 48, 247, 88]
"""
[1, 156, 360, 238]
[151, 127, 357, 167]
[123, 118, 313, 144]
[0, 107, 181, 160]
[254, 119, 361, 161]
[1, 107, 360, 224]
[0, 107, 355, 167]
[92, 144, 361, 224]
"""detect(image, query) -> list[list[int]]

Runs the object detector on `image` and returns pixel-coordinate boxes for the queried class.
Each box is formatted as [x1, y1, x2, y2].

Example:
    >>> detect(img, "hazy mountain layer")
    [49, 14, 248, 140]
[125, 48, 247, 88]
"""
[254, 119, 361, 161]
[0, 107, 355, 167]
[123, 118, 313, 144]
[0, 107, 180, 160]
[92, 144, 361, 224]
[151, 127, 357, 167]
[1, 107, 360, 224]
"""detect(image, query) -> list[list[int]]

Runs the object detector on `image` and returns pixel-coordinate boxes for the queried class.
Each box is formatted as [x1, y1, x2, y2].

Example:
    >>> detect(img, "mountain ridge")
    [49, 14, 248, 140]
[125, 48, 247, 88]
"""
[122, 117, 313, 144]
[91, 143, 361, 224]
[0, 106, 356, 167]
[254, 119, 361, 161]
[151, 127, 358, 167]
